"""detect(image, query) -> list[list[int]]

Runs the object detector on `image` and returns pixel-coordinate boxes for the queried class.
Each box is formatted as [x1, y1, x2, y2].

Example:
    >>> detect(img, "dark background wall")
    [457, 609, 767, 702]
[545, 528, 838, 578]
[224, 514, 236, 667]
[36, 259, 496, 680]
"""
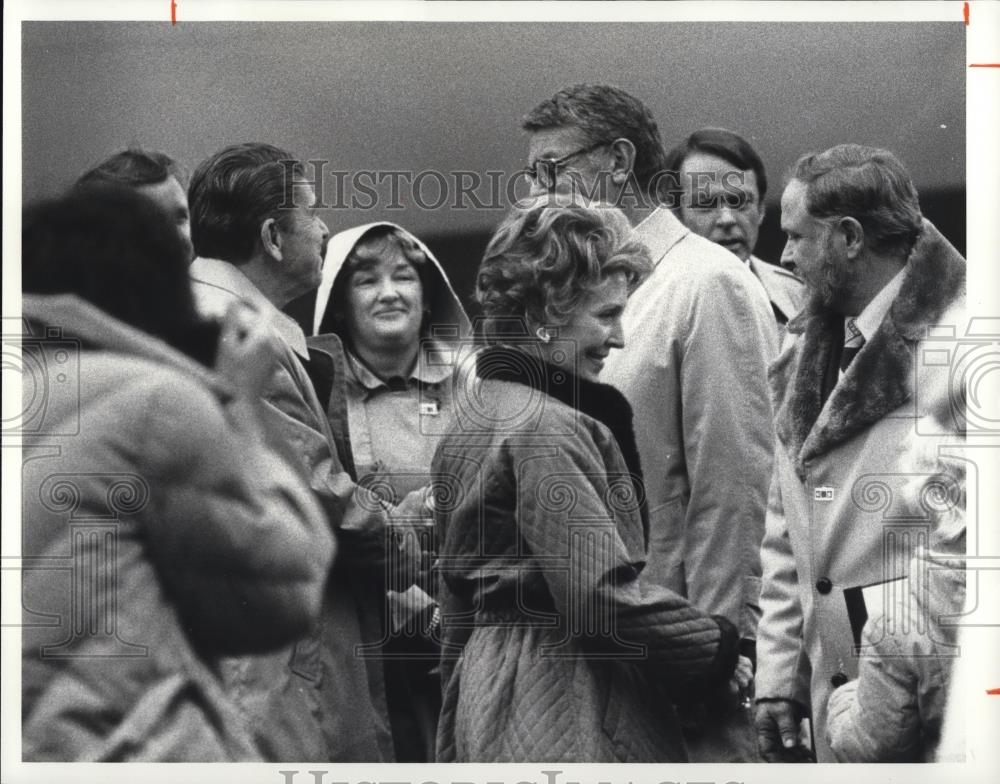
[22, 21, 965, 315]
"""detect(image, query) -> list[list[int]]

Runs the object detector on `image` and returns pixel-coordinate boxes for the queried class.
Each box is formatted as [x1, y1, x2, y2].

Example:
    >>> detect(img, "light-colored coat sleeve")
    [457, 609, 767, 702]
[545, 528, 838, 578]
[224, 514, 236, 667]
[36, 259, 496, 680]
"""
[138, 377, 334, 654]
[678, 266, 777, 638]
[755, 465, 811, 706]
[826, 618, 922, 762]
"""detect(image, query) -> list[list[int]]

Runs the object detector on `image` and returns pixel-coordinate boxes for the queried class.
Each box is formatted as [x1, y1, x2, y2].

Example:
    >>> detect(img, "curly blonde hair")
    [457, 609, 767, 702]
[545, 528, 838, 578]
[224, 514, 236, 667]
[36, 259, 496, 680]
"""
[476, 199, 651, 339]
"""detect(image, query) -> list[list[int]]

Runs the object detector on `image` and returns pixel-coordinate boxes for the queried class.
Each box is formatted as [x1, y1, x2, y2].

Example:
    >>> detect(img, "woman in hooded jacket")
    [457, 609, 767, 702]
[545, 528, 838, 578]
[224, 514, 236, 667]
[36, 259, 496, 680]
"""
[19, 184, 332, 760]
[432, 199, 748, 763]
[311, 223, 471, 761]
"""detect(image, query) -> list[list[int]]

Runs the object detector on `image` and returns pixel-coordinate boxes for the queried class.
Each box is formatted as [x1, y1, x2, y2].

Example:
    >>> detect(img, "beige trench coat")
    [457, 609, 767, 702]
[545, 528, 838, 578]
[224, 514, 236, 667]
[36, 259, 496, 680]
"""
[755, 221, 966, 761]
[603, 208, 779, 637]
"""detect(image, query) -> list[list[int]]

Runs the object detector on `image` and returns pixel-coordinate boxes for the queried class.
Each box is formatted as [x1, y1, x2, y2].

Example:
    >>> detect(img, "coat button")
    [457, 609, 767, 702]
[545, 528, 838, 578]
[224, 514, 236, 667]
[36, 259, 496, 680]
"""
[815, 577, 833, 594]
[831, 672, 848, 688]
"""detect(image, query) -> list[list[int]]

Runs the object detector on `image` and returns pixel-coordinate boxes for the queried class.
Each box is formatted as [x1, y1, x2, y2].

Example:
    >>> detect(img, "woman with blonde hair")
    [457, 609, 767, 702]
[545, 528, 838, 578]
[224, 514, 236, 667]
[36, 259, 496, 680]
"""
[432, 199, 748, 762]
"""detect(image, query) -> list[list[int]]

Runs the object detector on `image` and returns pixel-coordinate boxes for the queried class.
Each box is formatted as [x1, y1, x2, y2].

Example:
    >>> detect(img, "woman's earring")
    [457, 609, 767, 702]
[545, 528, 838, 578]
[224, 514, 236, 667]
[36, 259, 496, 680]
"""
[535, 326, 551, 344]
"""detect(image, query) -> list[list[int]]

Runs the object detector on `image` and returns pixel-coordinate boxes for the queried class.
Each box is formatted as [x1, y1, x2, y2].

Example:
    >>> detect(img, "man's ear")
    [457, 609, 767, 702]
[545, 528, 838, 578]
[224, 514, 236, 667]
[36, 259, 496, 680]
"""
[260, 217, 282, 261]
[608, 138, 637, 186]
[837, 216, 865, 259]
[756, 201, 766, 227]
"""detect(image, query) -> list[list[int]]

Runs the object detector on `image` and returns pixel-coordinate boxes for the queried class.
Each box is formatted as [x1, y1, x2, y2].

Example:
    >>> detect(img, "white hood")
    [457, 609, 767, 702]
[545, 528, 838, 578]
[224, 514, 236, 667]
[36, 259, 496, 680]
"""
[313, 222, 471, 343]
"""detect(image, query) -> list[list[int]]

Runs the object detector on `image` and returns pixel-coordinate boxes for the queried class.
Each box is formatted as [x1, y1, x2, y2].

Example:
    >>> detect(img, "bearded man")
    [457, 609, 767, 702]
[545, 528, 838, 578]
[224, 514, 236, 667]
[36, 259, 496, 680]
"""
[754, 144, 966, 762]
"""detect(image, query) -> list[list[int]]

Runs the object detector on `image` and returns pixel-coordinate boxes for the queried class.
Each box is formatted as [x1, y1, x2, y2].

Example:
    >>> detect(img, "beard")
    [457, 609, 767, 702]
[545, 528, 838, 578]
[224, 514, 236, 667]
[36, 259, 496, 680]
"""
[812, 236, 856, 312]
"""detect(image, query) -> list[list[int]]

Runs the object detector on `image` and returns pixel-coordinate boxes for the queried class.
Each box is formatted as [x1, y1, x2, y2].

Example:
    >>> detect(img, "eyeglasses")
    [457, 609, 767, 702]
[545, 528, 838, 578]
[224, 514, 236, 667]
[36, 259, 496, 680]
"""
[527, 141, 610, 189]
[687, 191, 756, 212]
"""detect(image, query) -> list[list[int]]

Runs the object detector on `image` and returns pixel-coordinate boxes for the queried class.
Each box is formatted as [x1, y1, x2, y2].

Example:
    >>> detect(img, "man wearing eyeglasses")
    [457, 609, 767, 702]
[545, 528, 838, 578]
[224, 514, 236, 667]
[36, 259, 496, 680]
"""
[664, 128, 807, 338]
[521, 85, 778, 762]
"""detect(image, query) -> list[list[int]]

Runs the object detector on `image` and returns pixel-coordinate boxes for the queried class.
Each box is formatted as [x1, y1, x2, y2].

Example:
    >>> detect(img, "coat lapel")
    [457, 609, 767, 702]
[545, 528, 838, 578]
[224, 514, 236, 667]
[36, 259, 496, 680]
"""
[773, 220, 966, 478]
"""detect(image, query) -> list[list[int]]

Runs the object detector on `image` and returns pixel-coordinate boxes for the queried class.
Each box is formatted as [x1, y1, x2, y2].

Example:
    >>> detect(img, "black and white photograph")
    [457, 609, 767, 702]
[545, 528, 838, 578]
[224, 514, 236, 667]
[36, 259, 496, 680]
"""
[3, 1, 998, 782]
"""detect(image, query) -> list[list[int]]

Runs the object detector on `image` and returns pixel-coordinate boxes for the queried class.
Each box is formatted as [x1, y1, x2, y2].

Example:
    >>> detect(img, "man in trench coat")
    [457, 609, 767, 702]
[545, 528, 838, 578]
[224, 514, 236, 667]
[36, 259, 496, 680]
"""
[187, 143, 422, 761]
[754, 143, 967, 762]
[663, 127, 808, 340]
[522, 84, 778, 761]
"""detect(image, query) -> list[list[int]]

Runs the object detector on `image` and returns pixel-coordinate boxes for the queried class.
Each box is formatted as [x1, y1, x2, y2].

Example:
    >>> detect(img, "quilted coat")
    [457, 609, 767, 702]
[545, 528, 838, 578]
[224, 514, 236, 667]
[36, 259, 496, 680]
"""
[432, 345, 739, 762]
[755, 220, 967, 761]
[20, 294, 332, 761]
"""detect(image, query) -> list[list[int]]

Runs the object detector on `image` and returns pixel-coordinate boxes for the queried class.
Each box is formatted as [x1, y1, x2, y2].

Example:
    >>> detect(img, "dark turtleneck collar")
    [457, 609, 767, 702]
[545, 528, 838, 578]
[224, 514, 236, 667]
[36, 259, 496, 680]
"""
[476, 343, 647, 516]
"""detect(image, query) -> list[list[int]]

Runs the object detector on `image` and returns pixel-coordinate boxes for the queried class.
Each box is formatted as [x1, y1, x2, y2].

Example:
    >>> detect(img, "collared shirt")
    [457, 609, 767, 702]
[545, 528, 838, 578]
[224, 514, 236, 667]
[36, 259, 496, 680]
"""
[189, 256, 309, 359]
[837, 266, 907, 379]
[849, 265, 907, 344]
[344, 341, 456, 496]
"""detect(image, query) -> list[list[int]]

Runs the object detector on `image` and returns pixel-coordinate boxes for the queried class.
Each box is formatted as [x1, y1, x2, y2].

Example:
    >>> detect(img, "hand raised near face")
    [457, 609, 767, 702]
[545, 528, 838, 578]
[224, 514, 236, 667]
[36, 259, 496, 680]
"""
[215, 302, 279, 400]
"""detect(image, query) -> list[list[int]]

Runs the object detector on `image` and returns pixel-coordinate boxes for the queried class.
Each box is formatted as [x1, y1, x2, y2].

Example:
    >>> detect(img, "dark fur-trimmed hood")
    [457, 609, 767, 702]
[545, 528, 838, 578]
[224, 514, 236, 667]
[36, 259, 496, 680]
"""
[770, 219, 966, 478]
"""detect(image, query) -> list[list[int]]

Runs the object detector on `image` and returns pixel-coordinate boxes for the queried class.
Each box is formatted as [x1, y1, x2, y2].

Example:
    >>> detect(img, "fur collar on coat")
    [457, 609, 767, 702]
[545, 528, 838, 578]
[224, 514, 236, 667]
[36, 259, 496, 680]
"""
[770, 220, 966, 478]
[476, 343, 647, 519]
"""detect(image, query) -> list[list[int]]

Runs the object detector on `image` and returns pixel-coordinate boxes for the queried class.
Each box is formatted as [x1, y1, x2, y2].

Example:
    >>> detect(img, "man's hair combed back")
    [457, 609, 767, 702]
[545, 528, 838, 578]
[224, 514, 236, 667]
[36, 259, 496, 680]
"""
[664, 127, 768, 201]
[76, 148, 187, 189]
[522, 84, 668, 199]
[791, 144, 923, 257]
[22, 183, 214, 360]
[188, 142, 305, 264]
[476, 198, 651, 339]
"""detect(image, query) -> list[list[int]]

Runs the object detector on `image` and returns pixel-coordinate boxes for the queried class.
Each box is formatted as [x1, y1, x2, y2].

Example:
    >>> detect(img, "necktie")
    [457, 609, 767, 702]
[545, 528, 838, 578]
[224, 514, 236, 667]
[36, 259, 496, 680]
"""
[840, 318, 865, 372]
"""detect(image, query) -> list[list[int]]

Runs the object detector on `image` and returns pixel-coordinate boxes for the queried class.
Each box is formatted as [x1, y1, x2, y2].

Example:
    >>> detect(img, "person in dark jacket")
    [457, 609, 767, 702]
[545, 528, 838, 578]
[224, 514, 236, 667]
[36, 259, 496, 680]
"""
[432, 199, 748, 763]
[20, 184, 331, 760]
